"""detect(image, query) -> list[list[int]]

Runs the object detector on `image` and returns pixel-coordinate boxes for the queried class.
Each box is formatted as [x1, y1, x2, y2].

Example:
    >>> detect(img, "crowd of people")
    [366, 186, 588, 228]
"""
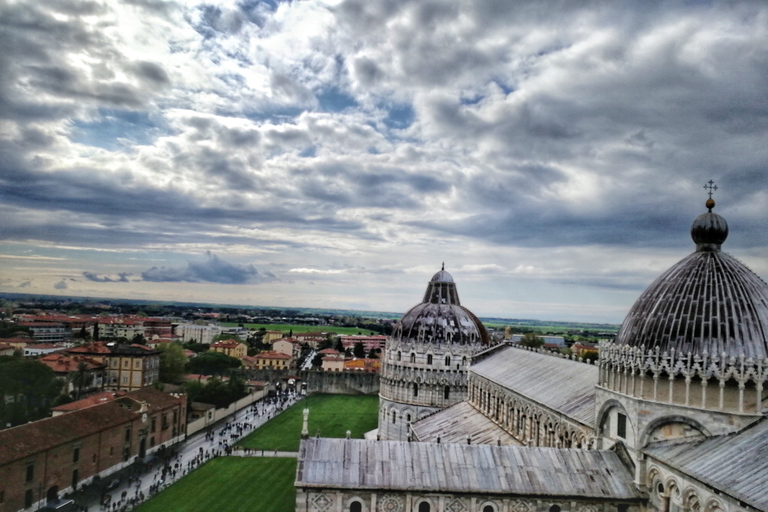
[90, 390, 301, 512]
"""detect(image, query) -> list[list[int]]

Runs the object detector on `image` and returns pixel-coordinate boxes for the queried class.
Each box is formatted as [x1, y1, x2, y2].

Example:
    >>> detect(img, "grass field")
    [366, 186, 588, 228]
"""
[238, 394, 379, 452]
[221, 322, 379, 336]
[134, 457, 296, 512]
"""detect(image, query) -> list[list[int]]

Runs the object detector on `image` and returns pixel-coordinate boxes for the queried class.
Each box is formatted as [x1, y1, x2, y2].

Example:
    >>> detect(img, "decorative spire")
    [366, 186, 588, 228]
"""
[691, 181, 728, 250]
[442, 261, 445, 271]
[704, 180, 718, 211]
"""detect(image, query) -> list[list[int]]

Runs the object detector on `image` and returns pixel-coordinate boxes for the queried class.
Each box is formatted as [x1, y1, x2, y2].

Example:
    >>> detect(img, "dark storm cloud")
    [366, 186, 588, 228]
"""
[132, 61, 170, 86]
[54, 280, 68, 290]
[141, 252, 278, 284]
[83, 272, 132, 283]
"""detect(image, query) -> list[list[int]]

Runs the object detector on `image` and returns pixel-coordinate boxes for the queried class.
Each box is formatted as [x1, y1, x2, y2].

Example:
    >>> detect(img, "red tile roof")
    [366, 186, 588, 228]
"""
[0, 400, 138, 465]
[39, 353, 105, 373]
[51, 391, 124, 413]
[256, 351, 291, 360]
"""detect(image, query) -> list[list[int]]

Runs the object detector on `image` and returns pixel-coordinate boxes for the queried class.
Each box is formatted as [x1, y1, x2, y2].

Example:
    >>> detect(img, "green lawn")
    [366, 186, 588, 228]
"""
[134, 457, 296, 512]
[238, 394, 379, 452]
[221, 322, 379, 336]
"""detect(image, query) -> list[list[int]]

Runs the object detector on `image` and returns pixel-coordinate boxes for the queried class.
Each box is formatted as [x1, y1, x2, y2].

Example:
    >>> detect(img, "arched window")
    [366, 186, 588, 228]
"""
[350, 501, 362, 512]
[445, 356, 451, 366]
[410, 353, 416, 363]
[427, 354, 433, 365]
[550, 506, 561, 512]
[483, 506, 496, 512]
[413, 383, 419, 397]
[444, 386, 450, 400]
[418, 502, 431, 512]
[392, 411, 396, 424]
[397, 351, 401, 361]
[462, 356, 467, 365]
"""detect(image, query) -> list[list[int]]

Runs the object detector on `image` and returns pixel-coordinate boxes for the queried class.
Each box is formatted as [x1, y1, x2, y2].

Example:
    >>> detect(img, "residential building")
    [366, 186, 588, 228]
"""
[175, 324, 222, 345]
[210, 339, 248, 359]
[17, 323, 70, 344]
[38, 353, 106, 398]
[343, 358, 380, 372]
[321, 353, 345, 372]
[262, 330, 284, 343]
[339, 335, 388, 352]
[67, 343, 160, 392]
[254, 351, 291, 370]
[273, 337, 301, 358]
[22, 344, 66, 357]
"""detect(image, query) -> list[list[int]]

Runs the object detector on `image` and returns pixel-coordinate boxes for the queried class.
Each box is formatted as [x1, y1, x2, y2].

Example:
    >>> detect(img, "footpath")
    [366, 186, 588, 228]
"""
[68, 392, 303, 512]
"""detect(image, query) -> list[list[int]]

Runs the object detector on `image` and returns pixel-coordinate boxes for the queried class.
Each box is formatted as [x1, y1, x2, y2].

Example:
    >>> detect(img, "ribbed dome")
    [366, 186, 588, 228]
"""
[616, 206, 768, 359]
[397, 267, 489, 346]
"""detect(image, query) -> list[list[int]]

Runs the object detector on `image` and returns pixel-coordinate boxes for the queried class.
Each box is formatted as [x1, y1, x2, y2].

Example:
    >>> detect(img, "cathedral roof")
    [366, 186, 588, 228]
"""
[411, 401, 520, 446]
[472, 345, 597, 428]
[297, 438, 642, 499]
[616, 200, 768, 359]
[644, 419, 768, 510]
[395, 266, 488, 345]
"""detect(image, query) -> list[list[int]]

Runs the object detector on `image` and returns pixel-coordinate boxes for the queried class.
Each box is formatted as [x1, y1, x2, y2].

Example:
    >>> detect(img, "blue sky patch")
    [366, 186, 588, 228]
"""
[383, 103, 414, 129]
[317, 87, 358, 112]
[71, 109, 158, 150]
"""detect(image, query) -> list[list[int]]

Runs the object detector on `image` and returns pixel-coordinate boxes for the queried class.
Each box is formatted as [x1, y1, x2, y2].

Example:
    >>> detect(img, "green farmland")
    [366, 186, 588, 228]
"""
[221, 322, 379, 336]
[238, 394, 379, 452]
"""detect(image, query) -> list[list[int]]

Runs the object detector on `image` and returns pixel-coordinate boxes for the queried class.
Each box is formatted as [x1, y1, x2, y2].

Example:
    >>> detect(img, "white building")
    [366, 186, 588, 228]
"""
[175, 323, 222, 345]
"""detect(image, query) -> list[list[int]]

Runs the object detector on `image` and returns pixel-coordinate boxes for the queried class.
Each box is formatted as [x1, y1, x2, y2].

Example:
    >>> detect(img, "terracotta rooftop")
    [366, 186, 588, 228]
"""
[0, 400, 138, 465]
[257, 351, 291, 360]
[39, 353, 105, 373]
[51, 391, 124, 413]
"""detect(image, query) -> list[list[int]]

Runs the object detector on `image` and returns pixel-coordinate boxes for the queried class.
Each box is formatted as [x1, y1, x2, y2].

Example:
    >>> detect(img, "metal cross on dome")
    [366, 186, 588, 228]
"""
[704, 179, 718, 199]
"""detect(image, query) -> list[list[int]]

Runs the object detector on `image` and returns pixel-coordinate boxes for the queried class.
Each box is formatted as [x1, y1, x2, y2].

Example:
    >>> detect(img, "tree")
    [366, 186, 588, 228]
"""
[367, 348, 379, 359]
[0, 358, 62, 427]
[353, 342, 366, 358]
[158, 343, 188, 384]
[71, 361, 90, 400]
[186, 351, 241, 376]
[311, 353, 324, 367]
[520, 332, 544, 348]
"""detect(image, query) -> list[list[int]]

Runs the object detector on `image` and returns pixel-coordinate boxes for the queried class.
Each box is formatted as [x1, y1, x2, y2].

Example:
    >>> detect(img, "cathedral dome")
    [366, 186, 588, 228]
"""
[616, 201, 768, 359]
[396, 266, 489, 346]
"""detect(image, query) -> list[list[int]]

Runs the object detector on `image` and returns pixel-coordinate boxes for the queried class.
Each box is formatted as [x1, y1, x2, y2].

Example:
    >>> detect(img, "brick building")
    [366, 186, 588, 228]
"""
[0, 387, 185, 511]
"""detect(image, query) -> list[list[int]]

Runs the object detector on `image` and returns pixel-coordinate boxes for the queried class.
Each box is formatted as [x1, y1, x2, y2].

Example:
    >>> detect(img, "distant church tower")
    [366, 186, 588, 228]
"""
[378, 265, 489, 440]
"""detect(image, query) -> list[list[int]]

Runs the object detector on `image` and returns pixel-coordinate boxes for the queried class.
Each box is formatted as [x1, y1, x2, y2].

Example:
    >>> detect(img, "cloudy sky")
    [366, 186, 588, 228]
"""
[1, 0, 766, 323]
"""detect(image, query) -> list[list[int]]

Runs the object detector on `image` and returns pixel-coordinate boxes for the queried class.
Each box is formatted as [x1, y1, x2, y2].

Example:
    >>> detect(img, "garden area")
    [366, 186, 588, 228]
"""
[134, 394, 379, 512]
[134, 457, 297, 512]
[237, 393, 380, 451]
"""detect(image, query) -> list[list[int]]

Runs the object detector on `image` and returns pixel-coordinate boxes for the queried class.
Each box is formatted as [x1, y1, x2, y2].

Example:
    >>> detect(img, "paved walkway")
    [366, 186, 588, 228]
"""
[230, 449, 299, 458]
[71, 392, 303, 512]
